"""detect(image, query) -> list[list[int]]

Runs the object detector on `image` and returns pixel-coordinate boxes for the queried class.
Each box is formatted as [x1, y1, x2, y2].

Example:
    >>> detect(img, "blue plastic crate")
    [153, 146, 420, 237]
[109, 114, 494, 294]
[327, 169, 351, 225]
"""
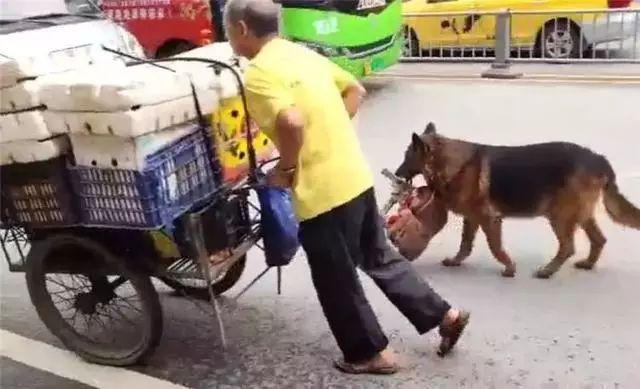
[69, 126, 221, 229]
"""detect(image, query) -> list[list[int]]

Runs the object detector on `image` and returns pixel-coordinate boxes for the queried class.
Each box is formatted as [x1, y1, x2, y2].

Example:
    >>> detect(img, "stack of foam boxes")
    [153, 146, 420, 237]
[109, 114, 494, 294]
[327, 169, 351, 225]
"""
[0, 57, 69, 165]
[0, 57, 74, 226]
[36, 56, 233, 228]
[1, 42, 272, 230]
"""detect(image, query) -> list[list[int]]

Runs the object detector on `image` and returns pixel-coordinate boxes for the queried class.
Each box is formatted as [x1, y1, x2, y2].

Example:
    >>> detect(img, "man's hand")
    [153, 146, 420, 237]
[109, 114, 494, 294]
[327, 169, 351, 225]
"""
[342, 82, 366, 119]
[266, 166, 294, 188]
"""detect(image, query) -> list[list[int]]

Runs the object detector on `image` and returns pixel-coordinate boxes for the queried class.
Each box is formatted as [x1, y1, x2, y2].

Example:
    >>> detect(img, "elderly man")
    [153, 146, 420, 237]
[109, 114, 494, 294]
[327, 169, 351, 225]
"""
[223, 0, 469, 374]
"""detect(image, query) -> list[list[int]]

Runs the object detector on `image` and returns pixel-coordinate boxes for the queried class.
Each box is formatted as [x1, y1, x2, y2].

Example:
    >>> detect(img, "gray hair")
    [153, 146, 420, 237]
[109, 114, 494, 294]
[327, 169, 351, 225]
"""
[224, 0, 280, 38]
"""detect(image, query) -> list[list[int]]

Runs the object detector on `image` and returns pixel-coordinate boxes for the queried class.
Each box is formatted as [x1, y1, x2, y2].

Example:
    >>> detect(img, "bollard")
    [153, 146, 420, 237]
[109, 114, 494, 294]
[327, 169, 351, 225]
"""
[482, 11, 523, 79]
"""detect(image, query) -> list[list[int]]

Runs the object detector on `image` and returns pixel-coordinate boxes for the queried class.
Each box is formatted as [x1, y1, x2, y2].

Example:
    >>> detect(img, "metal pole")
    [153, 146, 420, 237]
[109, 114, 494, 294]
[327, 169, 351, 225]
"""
[277, 266, 282, 295]
[234, 266, 271, 300]
[186, 213, 227, 349]
[482, 11, 522, 79]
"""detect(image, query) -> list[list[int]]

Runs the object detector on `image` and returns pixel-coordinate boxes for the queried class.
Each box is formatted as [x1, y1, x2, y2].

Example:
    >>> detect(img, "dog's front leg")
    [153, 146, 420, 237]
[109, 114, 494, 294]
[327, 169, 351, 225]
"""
[535, 217, 577, 279]
[442, 218, 479, 267]
[480, 217, 516, 277]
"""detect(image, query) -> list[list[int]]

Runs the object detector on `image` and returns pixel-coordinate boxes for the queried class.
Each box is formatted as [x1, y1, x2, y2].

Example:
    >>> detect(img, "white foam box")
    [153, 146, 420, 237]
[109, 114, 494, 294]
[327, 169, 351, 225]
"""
[0, 44, 125, 88]
[43, 91, 218, 137]
[0, 56, 25, 89]
[0, 80, 41, 112]
[171, 42, 246, 99]
[69, 122, 201, 171]
[175, 42, 241, 63]
[0, 136, 70, 165]
[38, 61, 222, 112]
[0, 109, 51, 142]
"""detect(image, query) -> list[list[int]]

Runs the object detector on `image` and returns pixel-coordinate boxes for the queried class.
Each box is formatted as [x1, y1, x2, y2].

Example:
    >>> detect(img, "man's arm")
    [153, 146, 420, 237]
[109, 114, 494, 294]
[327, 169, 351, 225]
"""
[329, 60, 367, 119]
[274, 107, 304, 170]
[245, 66, 303, 187]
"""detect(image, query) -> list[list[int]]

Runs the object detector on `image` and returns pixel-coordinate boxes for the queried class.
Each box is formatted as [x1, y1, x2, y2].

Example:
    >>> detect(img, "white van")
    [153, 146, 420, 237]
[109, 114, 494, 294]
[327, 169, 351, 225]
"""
[0, 0, 145, 78]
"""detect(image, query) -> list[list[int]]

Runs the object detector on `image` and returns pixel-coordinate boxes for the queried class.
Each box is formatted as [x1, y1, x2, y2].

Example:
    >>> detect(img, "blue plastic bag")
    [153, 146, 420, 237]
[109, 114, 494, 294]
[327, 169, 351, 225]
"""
[257, 186, 300, 267]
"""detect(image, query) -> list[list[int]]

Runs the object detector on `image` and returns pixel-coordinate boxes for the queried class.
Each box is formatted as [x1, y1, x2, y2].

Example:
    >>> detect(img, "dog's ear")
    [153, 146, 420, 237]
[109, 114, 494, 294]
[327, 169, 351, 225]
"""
[424, 122, 437, 135]
[411, 133, 427, 154]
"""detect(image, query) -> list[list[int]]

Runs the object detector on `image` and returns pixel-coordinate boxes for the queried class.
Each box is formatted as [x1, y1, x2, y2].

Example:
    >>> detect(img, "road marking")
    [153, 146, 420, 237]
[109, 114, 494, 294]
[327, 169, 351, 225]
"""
[372, 74, 640, 85]
[0, 329, 188, 389]
[527, 73, 640, 82]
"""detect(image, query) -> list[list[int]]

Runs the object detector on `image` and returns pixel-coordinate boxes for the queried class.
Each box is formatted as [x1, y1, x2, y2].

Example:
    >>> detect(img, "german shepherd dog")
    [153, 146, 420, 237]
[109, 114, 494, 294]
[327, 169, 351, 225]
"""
[395, 122, 640, 278]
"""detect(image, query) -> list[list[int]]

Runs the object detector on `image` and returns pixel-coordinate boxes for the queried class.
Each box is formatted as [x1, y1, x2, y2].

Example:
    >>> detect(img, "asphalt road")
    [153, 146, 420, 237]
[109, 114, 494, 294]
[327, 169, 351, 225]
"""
[1, 78, 640, 388]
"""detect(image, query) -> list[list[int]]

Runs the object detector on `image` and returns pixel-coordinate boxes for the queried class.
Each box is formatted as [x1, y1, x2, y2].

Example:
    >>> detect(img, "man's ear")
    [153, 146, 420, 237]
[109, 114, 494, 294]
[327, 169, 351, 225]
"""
[239, 20, 249, 37]
[424, 122, 436, 135]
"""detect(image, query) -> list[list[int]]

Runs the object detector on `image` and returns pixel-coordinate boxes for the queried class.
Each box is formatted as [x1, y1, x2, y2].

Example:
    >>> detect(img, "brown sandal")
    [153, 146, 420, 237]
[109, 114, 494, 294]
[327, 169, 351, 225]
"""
[333, 352, 399, 375]
[437, 310, 471, 357]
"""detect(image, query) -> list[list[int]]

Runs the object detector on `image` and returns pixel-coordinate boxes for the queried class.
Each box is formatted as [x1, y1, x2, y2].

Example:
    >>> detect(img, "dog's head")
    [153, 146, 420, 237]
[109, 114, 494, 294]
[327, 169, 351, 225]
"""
[395, 122, 438, 182]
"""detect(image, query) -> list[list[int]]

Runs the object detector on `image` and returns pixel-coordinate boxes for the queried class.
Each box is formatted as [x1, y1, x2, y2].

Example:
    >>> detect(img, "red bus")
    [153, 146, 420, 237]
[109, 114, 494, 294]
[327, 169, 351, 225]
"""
[101, 0, 225, 58]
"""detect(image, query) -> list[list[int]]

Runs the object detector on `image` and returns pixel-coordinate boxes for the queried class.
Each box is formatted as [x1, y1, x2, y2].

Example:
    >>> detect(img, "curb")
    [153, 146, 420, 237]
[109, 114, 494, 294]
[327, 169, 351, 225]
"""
[371, 72, 640, 83]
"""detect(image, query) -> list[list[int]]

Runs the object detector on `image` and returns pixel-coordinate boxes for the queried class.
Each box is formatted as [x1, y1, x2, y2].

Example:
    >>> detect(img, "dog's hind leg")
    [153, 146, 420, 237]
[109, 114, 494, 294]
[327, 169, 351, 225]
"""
[535, 217, 577, 279]
[575, 218, 607, 270]
[480, 218, 516, 277]
[442, 218, 479, 267]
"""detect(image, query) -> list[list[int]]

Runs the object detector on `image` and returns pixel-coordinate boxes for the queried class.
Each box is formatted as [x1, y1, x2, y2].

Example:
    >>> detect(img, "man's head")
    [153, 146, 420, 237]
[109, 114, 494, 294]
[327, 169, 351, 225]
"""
[223, 0, 280, 59]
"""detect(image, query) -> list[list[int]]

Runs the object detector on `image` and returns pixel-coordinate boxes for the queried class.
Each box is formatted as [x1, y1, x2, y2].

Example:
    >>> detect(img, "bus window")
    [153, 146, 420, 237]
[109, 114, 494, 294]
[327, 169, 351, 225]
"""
[276, 0, 403, 78]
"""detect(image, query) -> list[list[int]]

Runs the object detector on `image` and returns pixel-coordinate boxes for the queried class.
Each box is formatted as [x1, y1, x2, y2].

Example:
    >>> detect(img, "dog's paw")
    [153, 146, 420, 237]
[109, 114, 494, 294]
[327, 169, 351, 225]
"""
[442, 258, 462, 267]
[534, 267, 554, 279]
[501, 267, 516, 278]
[574, 260, 594, 270]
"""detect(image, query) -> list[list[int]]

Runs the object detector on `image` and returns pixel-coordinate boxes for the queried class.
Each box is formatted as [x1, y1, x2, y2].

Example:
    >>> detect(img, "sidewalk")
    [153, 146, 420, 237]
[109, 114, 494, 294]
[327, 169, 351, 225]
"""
[378, 62, 640, 81]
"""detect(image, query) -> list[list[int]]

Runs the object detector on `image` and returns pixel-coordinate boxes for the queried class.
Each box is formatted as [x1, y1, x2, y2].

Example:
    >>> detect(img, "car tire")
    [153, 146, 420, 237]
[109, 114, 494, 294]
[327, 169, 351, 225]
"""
[155, 40, 197, 59]
[538, 19, 582, 59]
[403, 26, 420, 58]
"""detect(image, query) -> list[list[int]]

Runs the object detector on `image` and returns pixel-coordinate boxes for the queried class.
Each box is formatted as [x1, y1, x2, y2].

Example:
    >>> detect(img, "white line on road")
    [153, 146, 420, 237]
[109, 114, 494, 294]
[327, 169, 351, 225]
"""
[372, 74, 640, 85]
[0, 329, 188, 389]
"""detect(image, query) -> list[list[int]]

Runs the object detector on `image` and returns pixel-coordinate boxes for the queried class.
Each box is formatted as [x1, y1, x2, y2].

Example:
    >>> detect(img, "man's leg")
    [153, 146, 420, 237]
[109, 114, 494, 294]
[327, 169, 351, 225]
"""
[358, 189, 452, 334]
[299, 200, 388, 364]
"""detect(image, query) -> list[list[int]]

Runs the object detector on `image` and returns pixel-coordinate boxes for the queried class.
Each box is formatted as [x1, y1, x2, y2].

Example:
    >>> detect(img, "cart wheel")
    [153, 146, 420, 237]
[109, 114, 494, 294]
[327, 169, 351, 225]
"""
[161, 255, 247, 299]
[25, 234, 163, 366]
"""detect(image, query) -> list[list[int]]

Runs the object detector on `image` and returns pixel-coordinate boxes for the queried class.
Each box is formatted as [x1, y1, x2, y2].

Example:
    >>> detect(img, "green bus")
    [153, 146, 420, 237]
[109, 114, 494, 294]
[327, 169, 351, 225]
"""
[276, 0, 403, 78]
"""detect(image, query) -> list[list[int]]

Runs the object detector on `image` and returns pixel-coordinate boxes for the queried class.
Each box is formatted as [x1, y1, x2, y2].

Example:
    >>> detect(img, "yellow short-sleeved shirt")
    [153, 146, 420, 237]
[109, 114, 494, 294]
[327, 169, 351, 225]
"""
[245, 38, 373, 221]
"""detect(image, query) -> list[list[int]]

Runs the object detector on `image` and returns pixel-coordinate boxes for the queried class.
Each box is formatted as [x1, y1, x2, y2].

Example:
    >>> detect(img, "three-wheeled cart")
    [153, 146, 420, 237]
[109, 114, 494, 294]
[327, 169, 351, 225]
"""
[0, 57, 285, 366]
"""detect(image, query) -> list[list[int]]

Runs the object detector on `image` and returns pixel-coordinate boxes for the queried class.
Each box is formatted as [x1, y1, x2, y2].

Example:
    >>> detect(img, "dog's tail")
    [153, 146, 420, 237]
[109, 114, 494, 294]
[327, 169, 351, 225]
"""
[598, 155, 640, 229]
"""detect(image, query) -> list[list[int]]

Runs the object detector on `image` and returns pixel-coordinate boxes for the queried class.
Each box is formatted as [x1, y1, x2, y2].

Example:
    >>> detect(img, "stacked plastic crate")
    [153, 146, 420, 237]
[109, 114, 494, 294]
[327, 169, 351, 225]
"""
[0, 57, 75, 226]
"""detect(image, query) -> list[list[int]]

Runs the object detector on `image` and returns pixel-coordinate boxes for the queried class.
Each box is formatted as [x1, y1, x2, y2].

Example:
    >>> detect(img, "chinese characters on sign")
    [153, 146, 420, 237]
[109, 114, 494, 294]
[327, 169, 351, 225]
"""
[313, 16, 339, 35]
[356, 0, 386, 11]
[102, 0, 171, 6]
[105, 7, 166, 21]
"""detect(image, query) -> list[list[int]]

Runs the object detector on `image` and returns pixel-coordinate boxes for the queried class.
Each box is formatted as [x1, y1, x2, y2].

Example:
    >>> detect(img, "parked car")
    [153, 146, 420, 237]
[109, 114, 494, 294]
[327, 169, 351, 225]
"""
[0, 0, 145, 72]
[100, 0, 225, 58]
[402, 0, 639, 59]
